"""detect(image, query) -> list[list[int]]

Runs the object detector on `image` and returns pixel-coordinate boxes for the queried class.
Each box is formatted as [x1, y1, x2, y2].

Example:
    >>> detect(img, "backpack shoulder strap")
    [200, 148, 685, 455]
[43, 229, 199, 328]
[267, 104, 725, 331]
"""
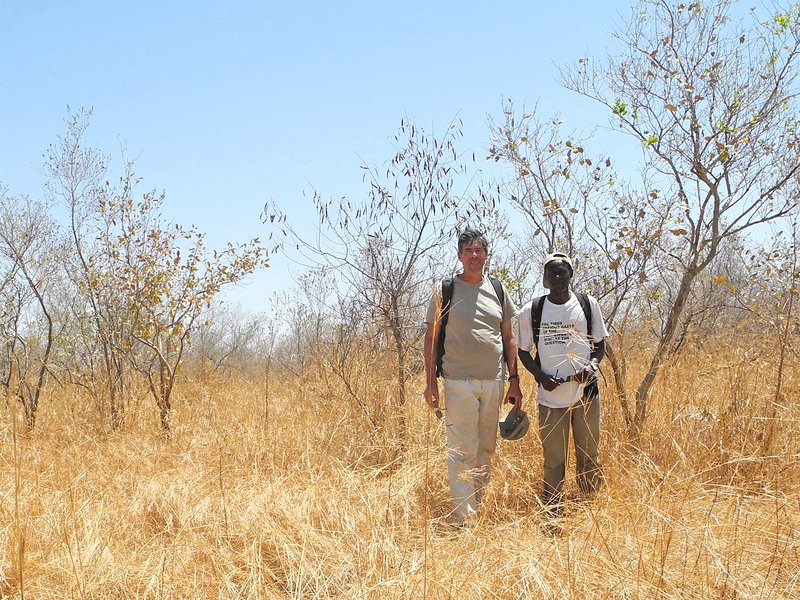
[575, 292, 594, 349]
[531, 295, 546, 351]
[575, 292, 600, 400]
[489, 276, 507, 364]
[435, 278, 455, 377]
[488, 276, 505, 308]
[530, 295, 546, 367]
[440, 277, 455, 326]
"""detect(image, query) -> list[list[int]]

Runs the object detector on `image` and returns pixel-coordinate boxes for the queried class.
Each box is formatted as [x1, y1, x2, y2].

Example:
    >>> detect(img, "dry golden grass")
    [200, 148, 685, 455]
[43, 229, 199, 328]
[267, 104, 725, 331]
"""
[1, 338, 798, 599]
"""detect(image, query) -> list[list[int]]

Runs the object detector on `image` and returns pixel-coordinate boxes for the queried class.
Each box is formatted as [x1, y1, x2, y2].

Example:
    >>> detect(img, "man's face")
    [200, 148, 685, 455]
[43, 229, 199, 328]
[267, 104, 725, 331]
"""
[458, 240, 488, 272]
[543, 260, 572, 291]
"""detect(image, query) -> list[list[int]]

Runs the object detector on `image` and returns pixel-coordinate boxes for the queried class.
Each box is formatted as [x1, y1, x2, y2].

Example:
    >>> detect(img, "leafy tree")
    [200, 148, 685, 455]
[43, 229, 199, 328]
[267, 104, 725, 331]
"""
[570, 0, 800, 433]
[45, 109, 269, 430]
[88, 169, 269, 431]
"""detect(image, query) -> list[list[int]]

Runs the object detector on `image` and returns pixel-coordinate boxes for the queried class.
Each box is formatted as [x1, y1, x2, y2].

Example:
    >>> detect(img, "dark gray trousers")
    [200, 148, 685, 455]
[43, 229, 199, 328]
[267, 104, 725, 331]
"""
[537, 384, 604, 505]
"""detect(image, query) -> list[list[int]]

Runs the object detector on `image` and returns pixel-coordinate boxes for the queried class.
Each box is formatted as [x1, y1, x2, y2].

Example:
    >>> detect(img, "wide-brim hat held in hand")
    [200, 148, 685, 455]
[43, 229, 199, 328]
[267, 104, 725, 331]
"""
[499, 409, 529, 441]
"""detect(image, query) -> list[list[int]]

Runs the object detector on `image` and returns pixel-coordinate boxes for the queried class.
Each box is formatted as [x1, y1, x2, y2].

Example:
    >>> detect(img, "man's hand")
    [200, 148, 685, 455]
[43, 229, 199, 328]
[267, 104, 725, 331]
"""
[424, 382, 440, 410]
[572, 360, 599, 384]
[540, 374, 563, 392]
[504, 380, 523, 411]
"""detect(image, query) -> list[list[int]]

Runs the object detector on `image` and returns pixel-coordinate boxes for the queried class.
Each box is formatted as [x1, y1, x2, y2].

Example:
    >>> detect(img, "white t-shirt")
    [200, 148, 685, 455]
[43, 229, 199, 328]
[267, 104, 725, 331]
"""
[516, 292, 608, 408]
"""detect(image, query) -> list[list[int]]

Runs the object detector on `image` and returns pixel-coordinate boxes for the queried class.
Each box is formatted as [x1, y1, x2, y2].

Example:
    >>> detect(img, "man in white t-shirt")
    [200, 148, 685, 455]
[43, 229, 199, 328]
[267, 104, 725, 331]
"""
[423, 229, 521, 525]
[516, 252, 608, 515]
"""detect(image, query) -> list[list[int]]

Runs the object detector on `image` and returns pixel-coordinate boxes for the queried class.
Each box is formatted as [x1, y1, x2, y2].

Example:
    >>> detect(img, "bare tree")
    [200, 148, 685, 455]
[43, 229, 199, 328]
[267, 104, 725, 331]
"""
[185, 302, 268, 376]
[43, 108, 130, 424]
[557, 0, 800, 434]
[740, 221, 800, 453]
[489, 105, 675, 427]
[264, 118, 492, 443]
[0, 187, 62, 427]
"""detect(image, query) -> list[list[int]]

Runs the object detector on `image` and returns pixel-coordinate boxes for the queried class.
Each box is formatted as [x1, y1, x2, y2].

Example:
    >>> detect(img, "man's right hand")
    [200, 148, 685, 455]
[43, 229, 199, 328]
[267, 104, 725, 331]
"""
[424, 382, 440, 409]
[540, 374, 563, 392]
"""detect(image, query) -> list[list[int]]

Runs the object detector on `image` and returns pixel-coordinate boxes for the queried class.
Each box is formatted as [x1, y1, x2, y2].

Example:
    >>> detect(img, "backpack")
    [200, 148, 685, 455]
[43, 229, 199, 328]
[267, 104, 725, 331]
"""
[530, 291, 593, 367]
[435, 276, 504, 378]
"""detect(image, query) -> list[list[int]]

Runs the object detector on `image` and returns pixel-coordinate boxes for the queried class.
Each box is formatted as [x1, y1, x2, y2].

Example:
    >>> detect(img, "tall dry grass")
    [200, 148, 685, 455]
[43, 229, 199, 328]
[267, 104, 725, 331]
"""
[1, 336, 798, 599]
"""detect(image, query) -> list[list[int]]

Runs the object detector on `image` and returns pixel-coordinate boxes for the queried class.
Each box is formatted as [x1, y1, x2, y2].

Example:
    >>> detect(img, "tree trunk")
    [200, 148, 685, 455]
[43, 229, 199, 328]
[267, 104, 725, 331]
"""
[632, 267, 697, 437]
[154, 360, 172, 433]
[604, 341, 632, 427]
[390, 312, 408, 448]
[108, 350, 126, 429]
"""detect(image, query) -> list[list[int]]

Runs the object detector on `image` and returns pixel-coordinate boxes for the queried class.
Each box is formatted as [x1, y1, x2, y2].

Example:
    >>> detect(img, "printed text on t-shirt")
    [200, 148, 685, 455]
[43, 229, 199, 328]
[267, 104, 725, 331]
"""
[542, 322, 576, 346]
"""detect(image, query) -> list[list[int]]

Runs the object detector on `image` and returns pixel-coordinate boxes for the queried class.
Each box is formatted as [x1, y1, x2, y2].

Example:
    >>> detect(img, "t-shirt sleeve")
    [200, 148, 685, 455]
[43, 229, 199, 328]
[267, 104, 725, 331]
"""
[424, 294, 438, 324]
[589, 296, 610, 341]
[500, 282, 517, 322]
[515, 302, 534, 352]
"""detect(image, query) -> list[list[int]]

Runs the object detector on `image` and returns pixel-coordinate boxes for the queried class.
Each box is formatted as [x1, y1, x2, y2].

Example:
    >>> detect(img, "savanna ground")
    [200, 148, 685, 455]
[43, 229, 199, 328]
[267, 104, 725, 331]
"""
[1, 335, 798, 599]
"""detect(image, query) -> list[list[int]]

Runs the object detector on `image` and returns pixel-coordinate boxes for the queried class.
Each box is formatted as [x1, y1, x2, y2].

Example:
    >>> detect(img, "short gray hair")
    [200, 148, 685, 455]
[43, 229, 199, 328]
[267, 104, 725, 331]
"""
[457, 228, 489, 253]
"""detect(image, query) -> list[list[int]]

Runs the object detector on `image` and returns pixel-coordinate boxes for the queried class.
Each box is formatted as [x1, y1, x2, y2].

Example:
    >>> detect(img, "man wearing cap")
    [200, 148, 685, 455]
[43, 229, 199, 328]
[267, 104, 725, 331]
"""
[516, 252, 609, 515]
[423, 228, 522, 525]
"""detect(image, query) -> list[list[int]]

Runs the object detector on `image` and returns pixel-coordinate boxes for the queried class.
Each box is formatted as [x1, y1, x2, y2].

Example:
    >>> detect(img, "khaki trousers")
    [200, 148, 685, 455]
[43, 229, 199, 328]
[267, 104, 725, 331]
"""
[443, 378, 504, 523]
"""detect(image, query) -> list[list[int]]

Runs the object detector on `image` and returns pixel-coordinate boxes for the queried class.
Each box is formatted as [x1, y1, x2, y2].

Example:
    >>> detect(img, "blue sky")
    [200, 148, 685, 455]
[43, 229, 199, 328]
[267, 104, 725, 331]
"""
[1, 0, 631, 312]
